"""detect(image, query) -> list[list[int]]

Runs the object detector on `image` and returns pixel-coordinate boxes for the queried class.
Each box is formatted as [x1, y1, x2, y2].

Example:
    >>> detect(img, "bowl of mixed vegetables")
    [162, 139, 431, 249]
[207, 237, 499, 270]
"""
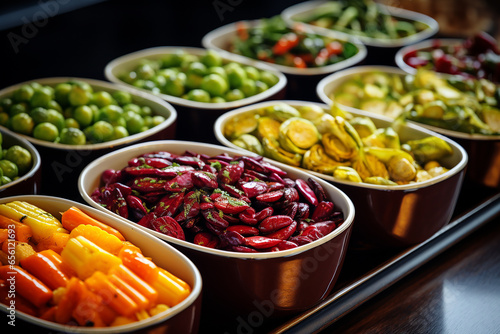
[202, 15, 366, 99]
[0, 129, 41, 197]
[78, 140, 355, 318]
[282, 0, 439, 48]
[0, 195, 202, 333]
[317, 65, 500, 188]
[395, 32, 500, 83]
[105, 47, 286, 143]
[214, 100, 467, 248]
[0, 77, 177, 197]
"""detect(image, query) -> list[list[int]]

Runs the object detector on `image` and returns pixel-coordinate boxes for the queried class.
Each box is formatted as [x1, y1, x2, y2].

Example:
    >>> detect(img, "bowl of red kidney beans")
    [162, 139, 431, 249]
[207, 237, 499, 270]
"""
[395, 31, 500, 83]
[78, 140, 355, 318]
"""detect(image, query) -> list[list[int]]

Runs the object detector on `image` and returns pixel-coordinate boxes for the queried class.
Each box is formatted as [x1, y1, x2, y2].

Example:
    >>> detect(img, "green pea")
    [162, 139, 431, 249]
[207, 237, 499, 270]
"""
[65, 118, 80, 129]
[207, 66, 228, 80]
[0, 98, 13, 111]
[54, 83, 72, 106]
[68, 84, 91, 106]
[73, 105, 93, 127]
[187, 89, 210, 103]
[13, 84, 34, 103]
[136, 63, 156, 80]
[150, 115, 165, 127]
[69, 80, 93, 94]
[123, 104, 142, 114]
[0, 112, 7, 127]
[227, 65, 247, 89]
[200, 74, 228, 97]
[92, 91, 115, 108]
[211, 96, 226, 103]
[48, 100, 62, 113]
[112, 91, 132, 106]
[158, 68, 178, 79]
[164, 74, 186, 97]
[90, 120, 114, 142]
[98, 105, 123, 123]
[46, 109, 65, 131]
[180, 54, 200, 72]
[4, 145, 32, 175]
[0, 159, 18, 179]
[185, 73, 204, 90]
[140, 106, 152, 117]
[30, 86, 54, 108]
[201, 49, 223, 67]
[9, 103, 28, 116]
[1, 176, 12, 185]
[152, 75, 167, 88]
[30, 107, 49, 124]
[60, 127, 87, 145]
[244, 66, 261, 81]
[259, 71, 279, 87]
[33, 122, 59, 142]
[120, 71, 137, 84]
[126, 113, 145, 134]
[162, 50, 185, 68]
[225, 89, 245, 102]
[240, 78, 257, 97]
[10, 113, 34, 135]
[111, 126, 129, 140]
[255, 81, 269, 94]
[187, 62, 207, 77]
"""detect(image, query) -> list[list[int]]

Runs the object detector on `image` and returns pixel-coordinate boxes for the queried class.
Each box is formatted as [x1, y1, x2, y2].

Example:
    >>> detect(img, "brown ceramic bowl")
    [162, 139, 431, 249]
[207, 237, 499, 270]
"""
[316, 65, 500, 189]
[104, 46, 287, 144]
[281, 0, 439, 66]
[201, 20, 366, 100]
[0, 128, 41, 197]
[0, 195, 202, 334]
[0, 77, 177, 198]
[78, 140, 355, 318]
[214, 100, 468, 249]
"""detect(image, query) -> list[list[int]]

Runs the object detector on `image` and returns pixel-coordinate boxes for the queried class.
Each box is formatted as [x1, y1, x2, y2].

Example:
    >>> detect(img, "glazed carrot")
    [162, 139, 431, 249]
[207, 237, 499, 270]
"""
[0, 280, 38, 316]
[39, 306, 56, 322]
[0, 229, 8, 244]
[72, 284, 111, 327]
[61, 206, 125, 241]
[85, 271, 139, 317]
[41, 249, 76, 278]
[54, 277, 84, 324]
[20, 251, 71, 290]
[108, 273, 149, 311]
[108, 264, 158, 306]
[0, 214, 32, 242]
[119, 244, 159, 282]
[0, 265, 52, 308]
[35, 232, 70, 253]
[69, 224, 123, 255]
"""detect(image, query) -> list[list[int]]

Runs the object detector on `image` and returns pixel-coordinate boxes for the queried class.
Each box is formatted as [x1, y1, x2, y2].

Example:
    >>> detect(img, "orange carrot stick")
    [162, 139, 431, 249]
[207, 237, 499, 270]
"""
[108, 264, 158, 306]
[61, 206, 125, 241]
[108, 273, 149, 311]
[0, 214, 32, 242]
[20, 251, 70, 290]
[119, 244, 159, 282]
[0, 265, 52, 308]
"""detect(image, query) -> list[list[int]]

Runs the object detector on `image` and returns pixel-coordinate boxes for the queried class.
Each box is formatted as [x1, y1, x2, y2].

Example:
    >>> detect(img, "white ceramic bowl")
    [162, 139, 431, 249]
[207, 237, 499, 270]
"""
[104, 46, 287, 143]
[0, 195, 202, 334]
[0, 77, 177, 198]
[281, 0, 439, 48]
[78, 140, 355, 317]
[214, 100, 468, 247]
[316, 65, 500, 188]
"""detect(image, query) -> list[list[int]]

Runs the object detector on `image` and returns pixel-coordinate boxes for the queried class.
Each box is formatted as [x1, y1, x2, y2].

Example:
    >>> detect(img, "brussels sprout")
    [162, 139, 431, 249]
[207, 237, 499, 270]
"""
[256, 117, 281, 141]
[302, 144, 350, 174]
[349, 116, 377, 138]
[352, 151, 389, 180]
[278, 117, 320, 154]
[320, 116, 361, 161]
[332, 166, 362, 183]
[265, 103, 300, 122]
[231, 134, 264, 155]
[479, 106, 500, 133]
[364, 176, 398, 186]
[223, 112, 259, 139]
[387, 155, 416, 182]
[297, 105, 325, 121]
[365, 146, 414, 165]
[362, 127, 400, 149]
[405, 136, 453, 164]
[262, 137, 302, 167]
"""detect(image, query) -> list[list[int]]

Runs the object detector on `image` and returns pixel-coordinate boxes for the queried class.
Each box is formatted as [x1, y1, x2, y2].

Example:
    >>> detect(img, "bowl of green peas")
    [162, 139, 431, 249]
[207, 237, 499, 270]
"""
[0, 128, 41, 197]
[0, 78, 177, 198]
[104, 47, 287, 143]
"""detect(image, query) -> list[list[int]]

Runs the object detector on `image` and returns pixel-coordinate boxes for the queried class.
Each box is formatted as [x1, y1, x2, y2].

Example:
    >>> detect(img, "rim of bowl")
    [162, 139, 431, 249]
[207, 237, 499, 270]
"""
[0, 128, 41, 192]
[0, 194, 202, 334]
[281, 0, 439, 48]
[316, 65, 500, 141]
[0, 77, 177, 150]
[78, 140, 355, 260]
[104, 46, 287, 110]
[213, 99, 468, 191]
[395, 38, 466, 75]
[201, 20, 367, 76]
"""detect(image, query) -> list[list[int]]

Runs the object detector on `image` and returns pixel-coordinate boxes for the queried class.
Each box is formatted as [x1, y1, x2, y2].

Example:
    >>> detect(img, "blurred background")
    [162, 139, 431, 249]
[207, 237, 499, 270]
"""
[0, 0, 499, 89]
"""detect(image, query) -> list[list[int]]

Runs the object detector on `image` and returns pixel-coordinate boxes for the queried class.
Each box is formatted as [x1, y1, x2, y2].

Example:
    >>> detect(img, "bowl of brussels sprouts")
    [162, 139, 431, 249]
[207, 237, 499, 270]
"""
[0, 128, 41, 197]
[0, 77, 177, 198]
[104, 47, 287, 144]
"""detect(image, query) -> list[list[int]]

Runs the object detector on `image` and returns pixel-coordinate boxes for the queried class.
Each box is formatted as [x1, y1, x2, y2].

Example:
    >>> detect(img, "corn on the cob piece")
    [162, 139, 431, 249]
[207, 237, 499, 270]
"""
[0, 201, 67, 243]
[61, 236, 122, 280]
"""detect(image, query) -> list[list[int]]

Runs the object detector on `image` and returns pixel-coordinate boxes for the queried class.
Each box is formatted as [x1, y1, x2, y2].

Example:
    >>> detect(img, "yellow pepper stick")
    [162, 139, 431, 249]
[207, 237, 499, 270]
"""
[150, 268, 191, 307]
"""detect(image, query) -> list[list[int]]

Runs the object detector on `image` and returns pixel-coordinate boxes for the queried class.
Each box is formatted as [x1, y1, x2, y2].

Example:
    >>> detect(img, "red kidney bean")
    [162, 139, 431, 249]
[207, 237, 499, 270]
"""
[91, 150, 346, 253]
